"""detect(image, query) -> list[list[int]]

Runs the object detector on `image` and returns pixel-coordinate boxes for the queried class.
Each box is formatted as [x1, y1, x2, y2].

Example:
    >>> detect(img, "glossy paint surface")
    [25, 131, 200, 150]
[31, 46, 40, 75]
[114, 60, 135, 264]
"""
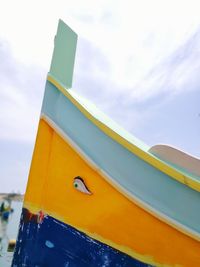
[12, 208, 151, 267]
[41, 81, 200, 236]
[23, 120, 200, 267]
[47, 75, 200, 193]
[13, 20, 200, 267]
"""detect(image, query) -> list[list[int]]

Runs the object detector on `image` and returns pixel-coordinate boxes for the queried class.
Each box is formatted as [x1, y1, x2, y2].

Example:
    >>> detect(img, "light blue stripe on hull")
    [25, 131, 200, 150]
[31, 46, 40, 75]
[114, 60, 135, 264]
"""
[41, 81, 200, 235]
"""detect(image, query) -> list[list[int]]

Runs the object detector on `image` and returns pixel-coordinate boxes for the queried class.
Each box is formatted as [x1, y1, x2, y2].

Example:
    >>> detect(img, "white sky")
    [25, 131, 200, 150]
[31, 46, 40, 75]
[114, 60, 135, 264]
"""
[0, 0, 200, 192]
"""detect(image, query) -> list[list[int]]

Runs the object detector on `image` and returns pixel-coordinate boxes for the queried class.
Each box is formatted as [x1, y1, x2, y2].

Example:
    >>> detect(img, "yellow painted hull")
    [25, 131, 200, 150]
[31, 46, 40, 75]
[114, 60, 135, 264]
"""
[12, 20, 200, 267]
[23, 119, 200, 267]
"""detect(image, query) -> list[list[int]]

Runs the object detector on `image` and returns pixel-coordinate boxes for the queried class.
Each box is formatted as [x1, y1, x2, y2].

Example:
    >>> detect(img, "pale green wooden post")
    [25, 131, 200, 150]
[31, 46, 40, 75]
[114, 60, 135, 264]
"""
[49, 19, 78, 89]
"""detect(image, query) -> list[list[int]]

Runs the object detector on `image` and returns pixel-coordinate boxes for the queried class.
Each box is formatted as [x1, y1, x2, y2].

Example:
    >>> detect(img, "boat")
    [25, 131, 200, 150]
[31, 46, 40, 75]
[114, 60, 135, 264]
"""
[0, 200, 13, 221]
[12, 19, 200, 267]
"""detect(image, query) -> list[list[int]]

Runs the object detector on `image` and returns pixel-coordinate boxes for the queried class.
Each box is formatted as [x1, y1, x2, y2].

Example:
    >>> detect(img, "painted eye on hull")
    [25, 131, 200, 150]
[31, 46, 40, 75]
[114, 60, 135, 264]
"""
[73, 176, 92, 195]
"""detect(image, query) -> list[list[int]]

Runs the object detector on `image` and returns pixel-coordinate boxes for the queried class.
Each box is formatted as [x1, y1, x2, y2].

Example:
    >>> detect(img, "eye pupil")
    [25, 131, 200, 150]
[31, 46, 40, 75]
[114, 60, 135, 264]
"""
[73, 177, 92, 195]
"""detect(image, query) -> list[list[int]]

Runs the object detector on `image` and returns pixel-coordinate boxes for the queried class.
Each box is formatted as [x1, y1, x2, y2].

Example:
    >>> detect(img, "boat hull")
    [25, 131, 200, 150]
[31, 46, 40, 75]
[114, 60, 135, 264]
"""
[12, 20, 200, 267]
[41, 80, 200, 237]
[12, 208, 150, 267]
[12, 119, 200, 267]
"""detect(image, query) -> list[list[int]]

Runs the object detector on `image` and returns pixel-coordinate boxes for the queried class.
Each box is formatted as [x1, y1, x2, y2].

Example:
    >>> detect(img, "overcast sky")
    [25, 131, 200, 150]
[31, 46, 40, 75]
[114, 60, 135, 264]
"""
[0, 0, 200, 193]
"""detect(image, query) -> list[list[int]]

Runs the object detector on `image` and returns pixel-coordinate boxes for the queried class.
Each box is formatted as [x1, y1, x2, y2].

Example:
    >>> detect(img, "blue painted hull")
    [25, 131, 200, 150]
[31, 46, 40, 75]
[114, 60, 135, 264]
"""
[12, 209, 151, 267]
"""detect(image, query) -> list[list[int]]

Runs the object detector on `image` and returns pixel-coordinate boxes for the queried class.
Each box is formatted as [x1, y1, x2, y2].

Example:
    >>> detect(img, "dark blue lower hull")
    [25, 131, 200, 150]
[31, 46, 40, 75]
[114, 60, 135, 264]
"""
[12, 208, 152, 267]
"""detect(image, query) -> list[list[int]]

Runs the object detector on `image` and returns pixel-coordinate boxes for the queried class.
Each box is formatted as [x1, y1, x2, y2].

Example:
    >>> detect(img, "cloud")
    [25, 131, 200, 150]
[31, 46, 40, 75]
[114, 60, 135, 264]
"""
[0, 39, 46, 142]
[1, 22, 199, 144]
[73, 38, 144, 132]
[128, 28, 200, 102]
[1, 3, 200, 193]
[72, 27, 200, 134]
[0, 140, 31, 193]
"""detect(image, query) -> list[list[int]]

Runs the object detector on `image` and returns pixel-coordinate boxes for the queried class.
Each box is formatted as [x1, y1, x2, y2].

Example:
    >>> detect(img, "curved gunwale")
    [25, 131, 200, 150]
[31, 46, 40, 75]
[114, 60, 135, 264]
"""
[47, 74, 200, 193]
[40, 114, 200, 242]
